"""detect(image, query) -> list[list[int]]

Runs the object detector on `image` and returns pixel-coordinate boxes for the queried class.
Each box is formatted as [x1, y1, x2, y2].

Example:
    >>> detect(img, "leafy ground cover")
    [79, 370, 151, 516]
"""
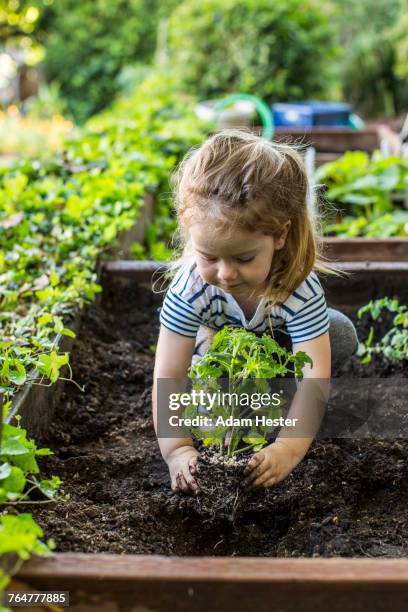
[0, 69, 207, 403]
[0, 425, 63, 592]
[317, 151, 408, 237]
[25, 274, 408, 559]
[0, 68, 208, 596]
[357, 297, 408, 363]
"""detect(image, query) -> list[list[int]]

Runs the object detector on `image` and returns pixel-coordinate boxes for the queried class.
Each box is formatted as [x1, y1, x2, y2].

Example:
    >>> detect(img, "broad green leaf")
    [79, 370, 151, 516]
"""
[38, 476, 62, 499]
[3, 466, 26, 496]
[38, 314, 52, 326]
[7, 360, 26, 386]
[61, 328, 76, 338]
[0, 463, 12, 479]
[1, 436, 30, 456]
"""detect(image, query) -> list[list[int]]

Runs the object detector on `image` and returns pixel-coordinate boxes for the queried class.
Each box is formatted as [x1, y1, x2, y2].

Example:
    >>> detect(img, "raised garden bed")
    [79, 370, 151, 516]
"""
[10, 261, 408, 610]
[4, 191, 156, 440]
[272, 126, 381, 154]
[252, 125, 382, 167]
[322, 238, 408, 262]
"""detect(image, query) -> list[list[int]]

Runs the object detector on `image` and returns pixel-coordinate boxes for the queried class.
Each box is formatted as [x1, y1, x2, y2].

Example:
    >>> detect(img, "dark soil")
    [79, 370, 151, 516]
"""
[195, 449, 250, 522]
[28, 275, 408, 558]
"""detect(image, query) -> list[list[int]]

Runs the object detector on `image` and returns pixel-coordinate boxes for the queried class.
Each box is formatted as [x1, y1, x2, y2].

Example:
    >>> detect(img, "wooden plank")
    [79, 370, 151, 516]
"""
[114, 191, 156, 257]
[324, 263, 408, 309]
[16, 555, 408, 612]
[333, 261, 408, 272]
[102, 259, 165, 281]
[17, 554, 408, 582]
[102, 260, 408, 311]
[103, 259, 408, 276]
[252, 126, 380, 152]
[323, 238, 408, 262]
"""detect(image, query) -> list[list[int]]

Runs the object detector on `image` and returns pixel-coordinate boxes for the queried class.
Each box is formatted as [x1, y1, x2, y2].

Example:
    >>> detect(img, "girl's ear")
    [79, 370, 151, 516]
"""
[274, 221, 291, 251]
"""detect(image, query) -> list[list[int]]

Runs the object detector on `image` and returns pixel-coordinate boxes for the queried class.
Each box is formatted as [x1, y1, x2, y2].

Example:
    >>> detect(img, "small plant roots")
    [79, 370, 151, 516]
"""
[195, 449, 250, 521]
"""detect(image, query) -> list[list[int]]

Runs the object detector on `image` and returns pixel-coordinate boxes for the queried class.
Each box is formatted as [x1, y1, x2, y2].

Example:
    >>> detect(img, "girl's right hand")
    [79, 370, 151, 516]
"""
[166, 446, 200, 495]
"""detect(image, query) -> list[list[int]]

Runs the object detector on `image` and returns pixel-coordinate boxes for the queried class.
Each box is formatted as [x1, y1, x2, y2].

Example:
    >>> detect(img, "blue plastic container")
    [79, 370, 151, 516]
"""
[272, 101, 352, 128]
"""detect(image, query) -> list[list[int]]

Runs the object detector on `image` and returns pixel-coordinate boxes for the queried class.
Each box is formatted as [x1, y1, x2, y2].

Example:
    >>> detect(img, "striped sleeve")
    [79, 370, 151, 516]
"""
[285, 286, 329, 343]
[159, 267, 203, 337]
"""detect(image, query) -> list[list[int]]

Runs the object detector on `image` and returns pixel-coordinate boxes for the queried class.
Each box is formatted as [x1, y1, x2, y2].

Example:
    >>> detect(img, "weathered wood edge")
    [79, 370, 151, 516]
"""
[15, 554, 408, 611]
[101, 259, 408, 312]
[252, 125, 381, 153]
[323, 238, 408, 262]
[103, 259, 408, 276]
[17, 554, 408, 583]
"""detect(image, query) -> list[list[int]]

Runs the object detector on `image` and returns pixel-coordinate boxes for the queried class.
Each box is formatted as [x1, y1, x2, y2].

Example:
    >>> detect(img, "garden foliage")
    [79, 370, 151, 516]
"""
[185, 327, 312, 456]
[166, 0, 337, 106]
[37, 0, 179, 122]
[331, 0, 408, 116]
[0, 69, 207, 401]
[358, 298, 408, 364]
[395, 13, 408, 83]
[316, 152, 408, 237]
[0, 68, 207, 592]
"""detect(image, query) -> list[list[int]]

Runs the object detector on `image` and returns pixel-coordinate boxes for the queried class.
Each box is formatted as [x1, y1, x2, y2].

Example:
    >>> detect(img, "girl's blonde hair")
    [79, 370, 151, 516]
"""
[167, 128, 335, 305]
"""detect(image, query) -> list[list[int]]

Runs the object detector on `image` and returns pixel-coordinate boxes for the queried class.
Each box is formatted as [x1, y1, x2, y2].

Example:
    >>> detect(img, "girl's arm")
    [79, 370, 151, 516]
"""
[153, 324, 200, 494]
[244, 331, 331, 489]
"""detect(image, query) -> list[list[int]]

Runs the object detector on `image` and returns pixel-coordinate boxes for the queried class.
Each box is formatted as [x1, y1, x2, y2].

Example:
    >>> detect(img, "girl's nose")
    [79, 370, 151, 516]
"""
[218, 260, 238, 282]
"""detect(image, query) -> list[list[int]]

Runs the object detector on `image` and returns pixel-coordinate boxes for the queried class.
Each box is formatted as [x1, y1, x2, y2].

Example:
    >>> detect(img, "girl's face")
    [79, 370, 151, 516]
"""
[190, 223, 288, 296]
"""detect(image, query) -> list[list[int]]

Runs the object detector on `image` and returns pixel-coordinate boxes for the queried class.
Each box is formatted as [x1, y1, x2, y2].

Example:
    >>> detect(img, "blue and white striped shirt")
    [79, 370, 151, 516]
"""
[159, 263, 329, 343]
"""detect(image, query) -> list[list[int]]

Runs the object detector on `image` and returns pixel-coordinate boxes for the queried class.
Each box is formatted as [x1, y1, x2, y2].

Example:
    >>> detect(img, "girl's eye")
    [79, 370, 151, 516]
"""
[202, 254, 217, 262]
[236, 257, 254, 263]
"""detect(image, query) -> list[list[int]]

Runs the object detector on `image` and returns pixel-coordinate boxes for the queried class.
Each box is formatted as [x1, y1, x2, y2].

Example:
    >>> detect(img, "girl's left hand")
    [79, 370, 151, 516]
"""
[243, 440, 299, 489]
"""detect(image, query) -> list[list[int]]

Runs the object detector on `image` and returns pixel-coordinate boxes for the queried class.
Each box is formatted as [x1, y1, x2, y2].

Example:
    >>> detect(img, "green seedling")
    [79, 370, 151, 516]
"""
[0, 417, 65, 506]
[358, 297, 408, 363]
[183, 326, 312, 457]
[0, 513, 56, 594]
[0, 416, 65, 594]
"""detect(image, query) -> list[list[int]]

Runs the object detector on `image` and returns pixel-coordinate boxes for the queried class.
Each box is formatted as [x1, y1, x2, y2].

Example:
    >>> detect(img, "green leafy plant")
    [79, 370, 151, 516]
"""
[166, 0, 337, 105]
[0, 410, 64, 507]
[0, 513, 55, 596]
[316, 152, 408, 237]
[0, 409, 64, 597]
[184, 327, 312, 456]
[39, 0, 180, 122]
[324, 211, 408, 238]
[358, 297, 408, 363]
[0, 68, 207, 399]
[0, 66, 207, 603]
[330, 0, 408, 117]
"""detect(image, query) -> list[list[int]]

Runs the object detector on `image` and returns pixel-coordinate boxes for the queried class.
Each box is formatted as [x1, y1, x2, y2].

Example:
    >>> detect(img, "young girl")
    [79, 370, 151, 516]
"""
[152, 128, 358, 495]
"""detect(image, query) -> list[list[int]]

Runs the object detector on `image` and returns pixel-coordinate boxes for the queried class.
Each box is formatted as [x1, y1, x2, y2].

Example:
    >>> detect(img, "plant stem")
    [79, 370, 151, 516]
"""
[3, 499, 58, 505]
[231, 443, 255, 456]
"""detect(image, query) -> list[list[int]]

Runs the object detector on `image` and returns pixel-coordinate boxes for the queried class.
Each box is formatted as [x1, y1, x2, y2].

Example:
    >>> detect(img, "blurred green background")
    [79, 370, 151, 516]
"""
[1, 0, 407, 242]
[1, 0, 407, 127]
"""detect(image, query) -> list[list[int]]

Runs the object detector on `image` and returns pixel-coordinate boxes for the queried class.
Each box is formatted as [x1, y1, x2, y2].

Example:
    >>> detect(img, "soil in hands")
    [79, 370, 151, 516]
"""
[28, 275, 408, 558]
[195, 449, 250, 521]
